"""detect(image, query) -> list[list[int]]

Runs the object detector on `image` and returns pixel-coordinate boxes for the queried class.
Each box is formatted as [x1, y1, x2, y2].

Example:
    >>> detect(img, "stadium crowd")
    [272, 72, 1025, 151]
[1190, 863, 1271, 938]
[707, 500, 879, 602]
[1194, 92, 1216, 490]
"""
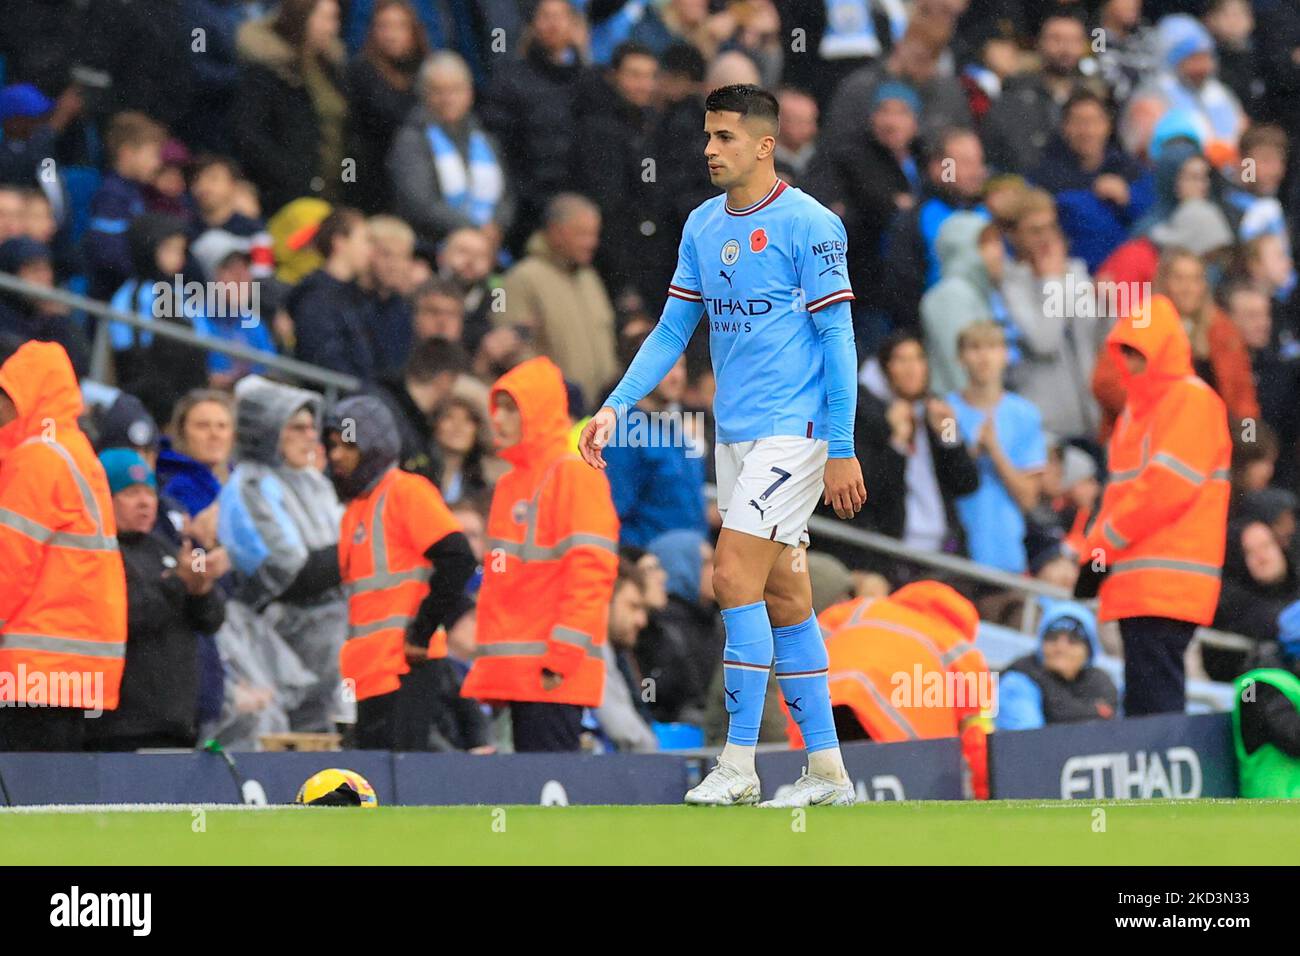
[3, 0, 1300, 772]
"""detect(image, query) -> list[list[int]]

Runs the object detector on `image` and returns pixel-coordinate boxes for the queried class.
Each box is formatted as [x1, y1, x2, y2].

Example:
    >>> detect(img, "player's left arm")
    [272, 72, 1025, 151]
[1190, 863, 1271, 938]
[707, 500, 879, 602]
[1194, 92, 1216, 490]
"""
[800, 211, 865, 519]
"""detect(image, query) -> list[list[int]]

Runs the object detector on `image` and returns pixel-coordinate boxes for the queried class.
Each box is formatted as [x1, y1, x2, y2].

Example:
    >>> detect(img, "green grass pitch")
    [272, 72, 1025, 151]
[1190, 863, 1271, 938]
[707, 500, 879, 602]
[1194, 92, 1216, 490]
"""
[2, 800, 1297, 864]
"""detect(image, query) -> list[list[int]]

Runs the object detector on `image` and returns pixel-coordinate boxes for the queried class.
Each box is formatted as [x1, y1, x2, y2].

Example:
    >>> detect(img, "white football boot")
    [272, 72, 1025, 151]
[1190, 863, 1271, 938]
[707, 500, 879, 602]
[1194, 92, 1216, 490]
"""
[758, 767, 856, 808]
[683, 759, 762, 806]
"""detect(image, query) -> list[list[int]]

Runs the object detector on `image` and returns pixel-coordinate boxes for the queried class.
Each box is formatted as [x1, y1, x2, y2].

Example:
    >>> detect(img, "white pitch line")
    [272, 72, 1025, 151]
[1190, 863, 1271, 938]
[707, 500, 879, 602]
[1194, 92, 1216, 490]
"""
[0, 803, 294, 814]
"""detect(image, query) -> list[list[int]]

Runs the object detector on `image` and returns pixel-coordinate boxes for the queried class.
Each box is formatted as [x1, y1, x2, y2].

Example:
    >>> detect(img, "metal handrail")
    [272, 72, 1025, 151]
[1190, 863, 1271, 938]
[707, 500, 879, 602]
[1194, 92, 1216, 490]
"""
[3, 269, 1257, 659]
[706, 484, 1255, 655]
[0, 271, 361, 400]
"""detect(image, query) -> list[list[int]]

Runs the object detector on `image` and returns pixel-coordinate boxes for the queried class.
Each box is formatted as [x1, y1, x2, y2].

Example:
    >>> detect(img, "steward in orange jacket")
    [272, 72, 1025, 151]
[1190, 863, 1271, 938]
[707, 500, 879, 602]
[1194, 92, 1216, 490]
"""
[0, 341, 127, 750]
[325, 395, 476, 750]
[796, 581, 994, 798]
[1081, 294, 1230, 715]
[462, 356, 619, 752]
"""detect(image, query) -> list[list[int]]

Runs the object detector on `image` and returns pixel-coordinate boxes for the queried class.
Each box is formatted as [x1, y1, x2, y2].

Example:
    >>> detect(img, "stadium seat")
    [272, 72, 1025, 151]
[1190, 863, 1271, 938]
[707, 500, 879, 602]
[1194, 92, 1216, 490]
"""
[60, 165, 102, 246]
[652, 723, 705, 750]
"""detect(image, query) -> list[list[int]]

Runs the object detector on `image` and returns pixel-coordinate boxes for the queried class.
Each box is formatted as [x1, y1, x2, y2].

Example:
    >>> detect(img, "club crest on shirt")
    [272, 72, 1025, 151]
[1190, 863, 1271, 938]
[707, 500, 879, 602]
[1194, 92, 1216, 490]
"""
[749, 227, 768, 253]
[353, 522, 366, 545]
[720, 239, 740, 265]
[512, 499, 530, 525]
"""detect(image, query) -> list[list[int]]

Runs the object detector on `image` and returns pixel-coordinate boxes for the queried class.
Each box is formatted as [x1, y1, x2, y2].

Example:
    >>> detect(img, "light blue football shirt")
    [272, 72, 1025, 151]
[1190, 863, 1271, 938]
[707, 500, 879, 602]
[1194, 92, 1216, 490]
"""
[607, 179, 857, 455]
[948, 390, 1048, 573]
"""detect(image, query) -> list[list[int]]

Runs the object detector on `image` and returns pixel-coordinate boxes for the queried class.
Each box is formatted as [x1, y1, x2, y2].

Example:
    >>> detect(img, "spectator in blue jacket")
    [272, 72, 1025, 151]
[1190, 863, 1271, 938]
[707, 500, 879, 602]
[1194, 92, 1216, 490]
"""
[157, 388, 235, 522]
[1031, 89, 1148, 272]
[288, 207, 378, 381]
[602, 347, 706, 548]
[107, 214, 210, 422]
[880, 126, 988, 332]
[189, 229, 277, 386]
[84, 112, 166, 300]
[997, 601, 1120, 731]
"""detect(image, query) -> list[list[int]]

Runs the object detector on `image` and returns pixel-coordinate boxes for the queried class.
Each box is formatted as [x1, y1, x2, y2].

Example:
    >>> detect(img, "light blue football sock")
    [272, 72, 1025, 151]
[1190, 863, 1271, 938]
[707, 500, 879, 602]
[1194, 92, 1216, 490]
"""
[720, 600, 774, 747]
[773, 611, 838, 754]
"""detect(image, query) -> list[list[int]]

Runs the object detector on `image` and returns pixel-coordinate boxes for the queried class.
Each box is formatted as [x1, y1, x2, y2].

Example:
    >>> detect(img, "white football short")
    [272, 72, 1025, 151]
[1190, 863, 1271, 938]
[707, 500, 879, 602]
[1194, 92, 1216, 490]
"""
[715, 435, 829, 548]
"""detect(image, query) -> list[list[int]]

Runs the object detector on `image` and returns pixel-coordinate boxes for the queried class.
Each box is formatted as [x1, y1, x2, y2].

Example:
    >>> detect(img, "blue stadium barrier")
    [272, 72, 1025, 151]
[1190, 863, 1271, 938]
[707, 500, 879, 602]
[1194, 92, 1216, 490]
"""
[0, 718, 1239, 805]
[757, 737, 964, 802]
[987, 712, 1237, 800]
[0, 739, 965, 806]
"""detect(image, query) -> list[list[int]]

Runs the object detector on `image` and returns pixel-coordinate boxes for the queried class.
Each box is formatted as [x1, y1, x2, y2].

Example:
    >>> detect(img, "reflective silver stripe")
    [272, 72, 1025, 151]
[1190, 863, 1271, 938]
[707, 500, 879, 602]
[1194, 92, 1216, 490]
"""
[486, 537, 522, 557]
[1151, 451, 1206, 485]
[346, 490, 432, 595]
[0, 507, 118, 552]
[0, 633, 126, 658]
[1102, 521, 1129, 550]
[846, 598, 878, 626]
[869, 618, 945, 662]
[22, 437, 108, 533]
[0, 507, 55, 544]
[486, 532, 618, 563]
[1109, 436, 1151, 484]
[478, 640, 550, 656]
[534, 532, 618, 560]
[941, 642, 975, 666]
[829, 671, 918, 740]
[50, 530, 118, 551]
[1210, 468, 1231, 482]
[1111, 557, 1222, 579]
[348, 568, 428, 594]
[16, 437, 117, 552]
[347, 614, 412, 640]
[551, 625, 597, 651]
[486, 457, 617, 565]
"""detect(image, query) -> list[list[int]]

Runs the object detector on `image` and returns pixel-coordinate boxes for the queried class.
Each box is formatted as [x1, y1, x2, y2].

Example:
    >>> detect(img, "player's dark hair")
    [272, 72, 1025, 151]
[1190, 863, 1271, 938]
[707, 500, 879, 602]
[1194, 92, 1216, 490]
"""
[611, 41, 655, 71]
[404, 336, 469, 383]
[705, 84, 780, 133]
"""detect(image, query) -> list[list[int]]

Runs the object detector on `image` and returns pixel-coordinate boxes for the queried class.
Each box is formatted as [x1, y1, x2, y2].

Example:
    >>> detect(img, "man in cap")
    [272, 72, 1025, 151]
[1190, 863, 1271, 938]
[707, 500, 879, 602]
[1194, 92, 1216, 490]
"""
[86, 449, 227, 750]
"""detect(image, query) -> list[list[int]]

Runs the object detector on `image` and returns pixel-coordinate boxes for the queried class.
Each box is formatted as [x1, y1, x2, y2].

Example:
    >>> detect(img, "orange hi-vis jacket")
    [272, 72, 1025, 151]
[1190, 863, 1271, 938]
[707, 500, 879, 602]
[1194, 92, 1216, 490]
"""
[0, 342, 127, 709]
[339, 465, 461, 702]
[1084, 295, 1231, 626]
[461, 356, 619, 707]
[805, 582, 992, 798]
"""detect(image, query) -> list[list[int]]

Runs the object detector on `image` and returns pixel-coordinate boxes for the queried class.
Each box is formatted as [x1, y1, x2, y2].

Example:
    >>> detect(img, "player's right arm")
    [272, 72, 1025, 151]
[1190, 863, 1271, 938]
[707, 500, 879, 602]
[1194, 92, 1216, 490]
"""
[580, 219, 706, 468]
